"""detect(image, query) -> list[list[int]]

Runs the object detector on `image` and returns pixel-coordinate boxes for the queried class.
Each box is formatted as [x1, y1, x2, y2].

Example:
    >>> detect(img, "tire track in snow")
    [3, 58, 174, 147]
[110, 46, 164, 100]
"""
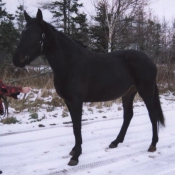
[0, 128, 150, 148]
[46, 151, 145, 175]
[0, 108, 174, 148]
[0, 117, 159, 148]
[45, 141, 175, 175]
[118, 144, 175, 175]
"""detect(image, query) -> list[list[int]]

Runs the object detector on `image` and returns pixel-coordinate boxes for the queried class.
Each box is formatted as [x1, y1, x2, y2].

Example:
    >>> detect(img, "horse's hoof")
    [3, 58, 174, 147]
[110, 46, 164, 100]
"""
[0, 170, 2, 174]
[69, 150, 75, 156]
[109, 143, 117, 148]
[148, 145, 156, 152]
[68, 160, 78, 166]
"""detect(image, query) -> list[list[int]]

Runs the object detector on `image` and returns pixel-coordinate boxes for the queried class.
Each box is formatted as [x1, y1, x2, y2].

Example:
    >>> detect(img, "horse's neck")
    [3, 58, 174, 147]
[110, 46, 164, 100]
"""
[45, 31, 77, 73]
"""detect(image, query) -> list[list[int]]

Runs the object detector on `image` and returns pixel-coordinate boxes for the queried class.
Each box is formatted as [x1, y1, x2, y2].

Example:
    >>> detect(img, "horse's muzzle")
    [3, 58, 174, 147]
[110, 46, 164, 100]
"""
[13, 53, 26, 68]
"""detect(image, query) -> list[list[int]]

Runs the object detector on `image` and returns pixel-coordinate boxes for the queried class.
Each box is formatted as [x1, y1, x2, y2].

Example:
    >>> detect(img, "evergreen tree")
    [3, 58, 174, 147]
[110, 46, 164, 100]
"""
[89, 2, 109, 53]
[0, 0, 19, 66]
[0, 0, 6, 21]
[70, 12, 88, 43]
[15, 4, 25, 34]
[40, 0, 88, 43]
[145, 18, 161, 61]
[128, 6, 162, 62]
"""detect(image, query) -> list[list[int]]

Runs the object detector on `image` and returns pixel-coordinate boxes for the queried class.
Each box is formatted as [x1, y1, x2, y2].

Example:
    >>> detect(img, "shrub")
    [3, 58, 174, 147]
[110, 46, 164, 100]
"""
[29, 113, 38, 119]
[1, 117, 19, 124]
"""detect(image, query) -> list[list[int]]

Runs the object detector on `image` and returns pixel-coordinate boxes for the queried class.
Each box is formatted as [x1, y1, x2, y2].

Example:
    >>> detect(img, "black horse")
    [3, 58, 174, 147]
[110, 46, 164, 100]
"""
[13, 9, 165, 166]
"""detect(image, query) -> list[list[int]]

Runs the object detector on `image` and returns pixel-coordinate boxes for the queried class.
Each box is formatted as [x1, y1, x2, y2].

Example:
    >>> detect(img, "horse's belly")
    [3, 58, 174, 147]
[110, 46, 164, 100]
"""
[84, 84, 132, 102]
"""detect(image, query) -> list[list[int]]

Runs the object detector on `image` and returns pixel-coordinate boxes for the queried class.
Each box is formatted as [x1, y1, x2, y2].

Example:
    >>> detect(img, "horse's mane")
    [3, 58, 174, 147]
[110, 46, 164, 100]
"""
[45, 21, 87, 48]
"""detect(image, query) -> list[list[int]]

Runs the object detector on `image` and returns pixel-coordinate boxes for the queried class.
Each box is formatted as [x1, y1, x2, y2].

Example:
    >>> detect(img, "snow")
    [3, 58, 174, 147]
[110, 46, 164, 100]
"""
[0, 92, 175, 175]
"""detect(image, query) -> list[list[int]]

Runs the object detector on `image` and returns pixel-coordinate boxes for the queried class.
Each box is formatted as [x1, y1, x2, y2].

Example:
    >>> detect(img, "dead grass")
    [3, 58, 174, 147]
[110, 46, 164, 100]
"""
[1, 65, 54, 88]
[157, 64, 175, 93]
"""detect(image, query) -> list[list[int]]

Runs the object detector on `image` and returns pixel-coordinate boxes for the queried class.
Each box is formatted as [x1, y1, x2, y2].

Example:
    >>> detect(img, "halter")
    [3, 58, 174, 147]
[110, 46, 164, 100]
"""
[39, 33, 45, 52]
[25, 33, 45, 60]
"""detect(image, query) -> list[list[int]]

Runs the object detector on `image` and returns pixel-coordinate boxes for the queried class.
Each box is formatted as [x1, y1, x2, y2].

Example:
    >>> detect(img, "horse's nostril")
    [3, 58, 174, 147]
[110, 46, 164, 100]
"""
[20, 54, 24, 59]
[19, 54, 26, 62]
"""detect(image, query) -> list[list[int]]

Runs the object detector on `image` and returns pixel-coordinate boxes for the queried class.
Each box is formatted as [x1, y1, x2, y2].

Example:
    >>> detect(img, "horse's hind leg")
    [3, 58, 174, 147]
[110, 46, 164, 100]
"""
[136, 83, 162, 152]
[109, 86, 137, 148]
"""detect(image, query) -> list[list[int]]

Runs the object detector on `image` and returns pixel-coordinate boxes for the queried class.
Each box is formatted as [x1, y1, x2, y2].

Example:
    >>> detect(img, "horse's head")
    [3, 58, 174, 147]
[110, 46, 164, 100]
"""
[13, 9, 45, 68]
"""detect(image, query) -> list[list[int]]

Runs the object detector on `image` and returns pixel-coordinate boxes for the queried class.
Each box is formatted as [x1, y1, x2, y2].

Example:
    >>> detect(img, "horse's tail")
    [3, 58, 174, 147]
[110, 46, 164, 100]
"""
[154, 84, 165, 127]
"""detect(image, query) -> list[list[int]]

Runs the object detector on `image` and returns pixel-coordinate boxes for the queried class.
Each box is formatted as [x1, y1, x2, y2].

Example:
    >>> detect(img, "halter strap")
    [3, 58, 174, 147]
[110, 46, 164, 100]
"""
[25, 33, 45, 60]
[40, 33, 45, 52]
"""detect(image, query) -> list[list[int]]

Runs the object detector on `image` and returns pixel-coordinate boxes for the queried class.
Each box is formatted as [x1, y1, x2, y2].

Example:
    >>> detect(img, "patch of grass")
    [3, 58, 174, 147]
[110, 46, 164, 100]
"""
[133, 93, 143, 102]
[41, 90, 52, 98]
[103, 101, 113, 108]
[88, 108, 93, 113]
[46, 105, 55, 112]
[1, 117, 19, 124]
[62, 111, 69, 117]
[118, 107, 123, 111]
[29, 113, 38, 119]
[62, 106, 69, 117]
[96, 102, 103, 109]
[51, 97, 65, 107]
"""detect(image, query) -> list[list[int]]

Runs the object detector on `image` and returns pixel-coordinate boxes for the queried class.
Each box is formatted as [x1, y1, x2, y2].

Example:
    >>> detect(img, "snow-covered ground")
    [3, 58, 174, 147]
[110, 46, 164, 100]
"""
[0, 92, 175, 175]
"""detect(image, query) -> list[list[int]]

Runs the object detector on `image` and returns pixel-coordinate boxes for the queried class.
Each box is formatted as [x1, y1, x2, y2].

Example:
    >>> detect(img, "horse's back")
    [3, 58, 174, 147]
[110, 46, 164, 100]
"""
[94, 49, 157, 83]
[83, 50, 156, 102]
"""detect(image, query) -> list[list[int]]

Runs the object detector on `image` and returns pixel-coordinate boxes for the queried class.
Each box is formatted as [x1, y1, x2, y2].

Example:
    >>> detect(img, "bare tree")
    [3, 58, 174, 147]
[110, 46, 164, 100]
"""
[92, 0, 149, 52]
[158, 18, 175, 90]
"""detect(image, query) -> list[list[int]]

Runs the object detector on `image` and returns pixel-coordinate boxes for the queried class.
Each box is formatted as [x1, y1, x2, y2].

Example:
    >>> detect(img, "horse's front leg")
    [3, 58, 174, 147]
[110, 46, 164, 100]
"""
[65, 100, 83, 166]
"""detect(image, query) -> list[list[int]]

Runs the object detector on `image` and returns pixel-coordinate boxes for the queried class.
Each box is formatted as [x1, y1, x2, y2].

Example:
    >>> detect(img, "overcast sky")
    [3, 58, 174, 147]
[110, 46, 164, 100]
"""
[3, 0, 175, 23]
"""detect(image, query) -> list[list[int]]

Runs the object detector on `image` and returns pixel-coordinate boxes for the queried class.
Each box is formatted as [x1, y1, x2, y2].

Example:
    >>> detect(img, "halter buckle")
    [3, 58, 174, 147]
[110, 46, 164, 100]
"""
[25, 55, 30, 60]
[42, 33, 45, 39]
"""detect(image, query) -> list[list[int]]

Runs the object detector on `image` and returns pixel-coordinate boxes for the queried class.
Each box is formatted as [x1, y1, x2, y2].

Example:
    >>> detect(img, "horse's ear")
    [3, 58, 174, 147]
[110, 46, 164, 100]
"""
[24, 11, 32, 22]
[36, 9, 43, 23]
